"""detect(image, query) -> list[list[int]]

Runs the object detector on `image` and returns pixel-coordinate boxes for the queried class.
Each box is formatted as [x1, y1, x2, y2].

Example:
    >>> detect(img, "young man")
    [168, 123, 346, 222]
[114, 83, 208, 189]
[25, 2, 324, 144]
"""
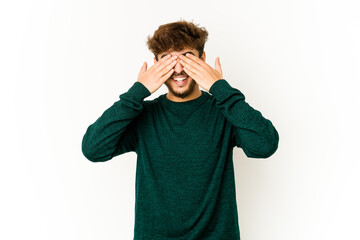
[82, 20, 279, 240]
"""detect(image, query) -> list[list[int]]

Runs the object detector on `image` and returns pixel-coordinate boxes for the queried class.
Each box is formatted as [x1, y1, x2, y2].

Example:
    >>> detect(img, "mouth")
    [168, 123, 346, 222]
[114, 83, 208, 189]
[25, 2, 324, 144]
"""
[172, 76, 189, 86]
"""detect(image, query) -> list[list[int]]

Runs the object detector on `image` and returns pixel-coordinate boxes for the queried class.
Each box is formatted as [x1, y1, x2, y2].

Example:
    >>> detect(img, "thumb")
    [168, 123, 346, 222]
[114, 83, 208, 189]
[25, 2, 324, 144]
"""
[140, 62, 147, 73]
[138, 62, 147, 78]
[215, 57, 222, 76]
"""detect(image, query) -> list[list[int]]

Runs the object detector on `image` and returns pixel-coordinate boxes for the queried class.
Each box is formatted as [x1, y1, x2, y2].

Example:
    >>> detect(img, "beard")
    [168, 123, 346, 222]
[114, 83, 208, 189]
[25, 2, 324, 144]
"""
[164, 70, 198, 99]
[164, 76, 197, 99]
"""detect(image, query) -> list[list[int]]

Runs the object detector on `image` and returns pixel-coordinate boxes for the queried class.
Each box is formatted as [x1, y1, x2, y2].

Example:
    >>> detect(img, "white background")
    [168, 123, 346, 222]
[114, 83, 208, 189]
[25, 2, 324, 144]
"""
[1, 0, 359, 239]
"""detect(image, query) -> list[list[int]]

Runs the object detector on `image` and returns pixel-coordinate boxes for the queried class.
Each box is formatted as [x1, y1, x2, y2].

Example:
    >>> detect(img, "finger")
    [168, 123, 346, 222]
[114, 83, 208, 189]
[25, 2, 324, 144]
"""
[159, 54, 172, 63]
[180, 58, 201, 76]
[184, 53, 208, 69]
[149, 54, 172, 71]
[159, 58, 177, 77]
[179, 55, 202, 71]
[215, 57, 222, 76]
[183, 65, 197, 80]
[142, 62, 147, 72]
[138, 62, 147, 77]
[160, 68, 174, 82]
[155, 55, 177, 73]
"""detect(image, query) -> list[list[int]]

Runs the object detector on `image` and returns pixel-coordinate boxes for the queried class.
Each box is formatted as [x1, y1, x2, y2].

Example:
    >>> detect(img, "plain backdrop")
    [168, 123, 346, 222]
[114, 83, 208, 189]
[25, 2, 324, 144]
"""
[1, 0, 359, 239]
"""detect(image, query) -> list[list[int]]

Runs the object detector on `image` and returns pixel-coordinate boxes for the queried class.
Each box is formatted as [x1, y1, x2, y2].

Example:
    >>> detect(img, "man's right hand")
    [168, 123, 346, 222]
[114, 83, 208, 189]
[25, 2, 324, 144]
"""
[137, 54, 178, 94]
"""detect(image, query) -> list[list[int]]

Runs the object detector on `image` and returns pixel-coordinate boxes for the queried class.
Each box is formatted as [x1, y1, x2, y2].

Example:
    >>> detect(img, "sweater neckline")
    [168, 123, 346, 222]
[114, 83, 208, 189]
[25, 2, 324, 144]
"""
[160, 90, 209, 110]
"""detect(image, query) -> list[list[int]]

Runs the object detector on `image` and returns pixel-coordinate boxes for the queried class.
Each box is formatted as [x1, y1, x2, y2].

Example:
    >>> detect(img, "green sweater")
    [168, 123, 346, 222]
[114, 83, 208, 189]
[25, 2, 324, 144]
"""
[82, 79, 279, 240]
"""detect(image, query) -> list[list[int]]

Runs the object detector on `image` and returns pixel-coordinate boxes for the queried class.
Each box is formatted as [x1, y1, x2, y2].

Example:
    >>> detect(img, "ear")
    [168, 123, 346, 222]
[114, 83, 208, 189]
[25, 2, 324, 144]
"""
[201, 51, 206, 61]
[154, 57, 157, 64]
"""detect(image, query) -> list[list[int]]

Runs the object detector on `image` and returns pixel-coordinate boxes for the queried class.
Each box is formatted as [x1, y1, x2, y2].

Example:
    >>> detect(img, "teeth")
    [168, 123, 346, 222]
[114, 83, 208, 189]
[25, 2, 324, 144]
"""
[173, 77, 187, 81]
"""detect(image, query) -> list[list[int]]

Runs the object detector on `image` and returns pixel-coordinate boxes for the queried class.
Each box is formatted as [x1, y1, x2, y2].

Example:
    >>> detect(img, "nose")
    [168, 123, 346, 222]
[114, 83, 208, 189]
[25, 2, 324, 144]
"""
[173, 57, 184, 74]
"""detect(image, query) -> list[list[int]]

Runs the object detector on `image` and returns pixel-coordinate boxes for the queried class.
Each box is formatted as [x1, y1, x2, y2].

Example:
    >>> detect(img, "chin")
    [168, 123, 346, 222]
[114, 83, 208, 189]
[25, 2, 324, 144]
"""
[165, 78, 197, 98]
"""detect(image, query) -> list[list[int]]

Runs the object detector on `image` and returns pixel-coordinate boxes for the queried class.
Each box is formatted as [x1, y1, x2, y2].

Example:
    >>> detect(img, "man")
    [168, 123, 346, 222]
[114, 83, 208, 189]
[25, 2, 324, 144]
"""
[82, 20, 279, 240]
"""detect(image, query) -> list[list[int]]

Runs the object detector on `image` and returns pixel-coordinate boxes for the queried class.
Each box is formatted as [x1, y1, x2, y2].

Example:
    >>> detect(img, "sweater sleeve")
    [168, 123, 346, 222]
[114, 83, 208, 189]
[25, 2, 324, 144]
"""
[209, 79, 279, 158]
[81, 81, 151, 162]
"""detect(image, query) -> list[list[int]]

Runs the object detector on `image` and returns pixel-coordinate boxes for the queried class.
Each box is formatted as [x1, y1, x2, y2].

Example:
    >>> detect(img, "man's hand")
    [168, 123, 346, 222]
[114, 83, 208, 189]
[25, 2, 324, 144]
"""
[179, 53, 223, 92]
[137, 54, 178, 94]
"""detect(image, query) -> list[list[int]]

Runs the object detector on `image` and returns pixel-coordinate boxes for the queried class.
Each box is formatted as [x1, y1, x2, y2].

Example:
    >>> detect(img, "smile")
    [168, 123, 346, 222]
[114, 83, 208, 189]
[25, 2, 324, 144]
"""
[172, 76, 189, 86]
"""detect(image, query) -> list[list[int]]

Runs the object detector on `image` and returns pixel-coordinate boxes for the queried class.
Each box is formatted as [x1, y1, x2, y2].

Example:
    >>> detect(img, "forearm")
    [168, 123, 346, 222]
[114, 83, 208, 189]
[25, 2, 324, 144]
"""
[209, 79, 279, 158]
[81, 81, 150, 162]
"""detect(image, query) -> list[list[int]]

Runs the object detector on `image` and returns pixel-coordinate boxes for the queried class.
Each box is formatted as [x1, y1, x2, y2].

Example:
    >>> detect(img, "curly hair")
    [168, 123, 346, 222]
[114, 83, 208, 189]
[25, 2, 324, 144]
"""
[146, 19, 209, 61]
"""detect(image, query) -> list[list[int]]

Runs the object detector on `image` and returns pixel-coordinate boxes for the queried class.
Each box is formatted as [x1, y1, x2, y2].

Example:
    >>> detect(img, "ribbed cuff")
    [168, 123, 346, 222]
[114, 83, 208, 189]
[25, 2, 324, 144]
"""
[121, 81, 151, 102]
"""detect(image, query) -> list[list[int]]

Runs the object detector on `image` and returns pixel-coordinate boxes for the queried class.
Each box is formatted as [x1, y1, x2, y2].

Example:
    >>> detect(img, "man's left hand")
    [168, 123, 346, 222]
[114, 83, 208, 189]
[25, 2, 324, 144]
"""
[179, 53, 223, 92]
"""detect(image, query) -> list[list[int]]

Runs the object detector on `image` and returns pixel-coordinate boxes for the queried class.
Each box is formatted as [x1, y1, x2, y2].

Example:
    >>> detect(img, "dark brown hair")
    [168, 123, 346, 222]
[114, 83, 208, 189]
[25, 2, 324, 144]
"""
[146, 19, 209, 61]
